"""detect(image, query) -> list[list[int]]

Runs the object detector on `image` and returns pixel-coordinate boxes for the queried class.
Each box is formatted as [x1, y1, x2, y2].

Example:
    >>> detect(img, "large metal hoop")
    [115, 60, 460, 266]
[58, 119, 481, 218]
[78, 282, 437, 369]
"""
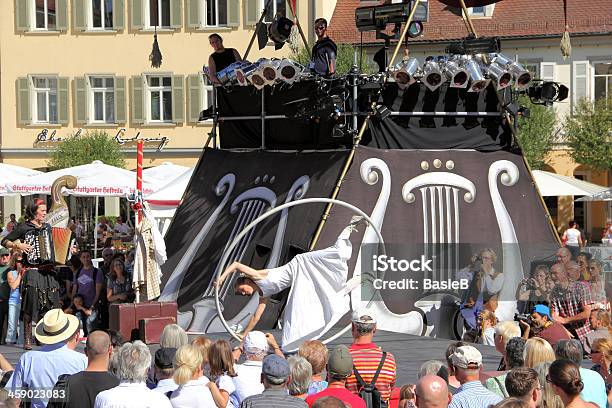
[214, 197, 385, 346]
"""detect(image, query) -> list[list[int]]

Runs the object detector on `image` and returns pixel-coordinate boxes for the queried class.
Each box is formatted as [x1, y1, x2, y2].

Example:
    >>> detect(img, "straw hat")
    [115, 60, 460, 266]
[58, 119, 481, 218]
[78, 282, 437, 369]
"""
[35, 309, 80, 344]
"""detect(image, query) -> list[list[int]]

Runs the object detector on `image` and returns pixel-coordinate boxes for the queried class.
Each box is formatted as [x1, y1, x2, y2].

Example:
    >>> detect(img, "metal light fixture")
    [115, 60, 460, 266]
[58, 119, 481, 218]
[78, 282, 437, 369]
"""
[277, 59, 304, 84]
[462, 57, 491, 92]
[236, 62, 258, 86]
[490, 53, 533, 90]
[444, 59, 469, 88]
[422, 59, 443, 91]
[392, 58, 420, 88]
[259, 59, 281, 85]
[484, 61, 513, 90]
[246, 60, 267, 90]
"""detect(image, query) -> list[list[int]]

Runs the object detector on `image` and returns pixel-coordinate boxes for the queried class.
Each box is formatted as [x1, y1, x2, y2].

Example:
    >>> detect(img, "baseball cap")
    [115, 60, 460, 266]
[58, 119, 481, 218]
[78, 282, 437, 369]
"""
[328, 345, 353, 378]
[533, 304, 552, 320]
[262, 354, 290, 380]
[155, 347, 177, 369]
[243, 331, 268, 354]
[0, 248, 9, 256]
[451, 345, 482, 369]
[351, 309, 377, 324]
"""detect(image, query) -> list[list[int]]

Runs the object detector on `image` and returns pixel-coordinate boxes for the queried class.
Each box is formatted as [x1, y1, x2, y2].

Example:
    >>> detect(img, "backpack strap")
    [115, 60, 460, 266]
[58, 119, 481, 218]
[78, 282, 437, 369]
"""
[353, 351, 388, 388]
[492, 376, 508, 398]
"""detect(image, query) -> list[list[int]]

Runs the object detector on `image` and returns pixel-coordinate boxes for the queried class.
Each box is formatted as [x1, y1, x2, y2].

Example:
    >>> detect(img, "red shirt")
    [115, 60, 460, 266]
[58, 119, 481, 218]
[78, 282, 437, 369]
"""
[346, 342, 397, 402]
[306, 386, 367, 408]
[534, 321, 571, 347]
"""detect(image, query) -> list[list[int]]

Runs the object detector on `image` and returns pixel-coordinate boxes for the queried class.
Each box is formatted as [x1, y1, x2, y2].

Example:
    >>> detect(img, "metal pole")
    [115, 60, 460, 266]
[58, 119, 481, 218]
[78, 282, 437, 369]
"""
[288, 0, 310, 58]
[94, 196, 99, 258]
[260, 89, 266, 149]
[211, 85, 218, 149]
[244, 0, 275, 60]
[459, 0, 478, 38]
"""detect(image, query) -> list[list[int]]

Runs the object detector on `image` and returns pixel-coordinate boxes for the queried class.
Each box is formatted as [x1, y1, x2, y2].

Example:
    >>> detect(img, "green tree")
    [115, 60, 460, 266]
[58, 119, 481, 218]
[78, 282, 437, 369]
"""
[564, 97, 612, 172]
[290, 43, 374, 75]
[47, 130, 126, 170]
[516, 96, 557, 170]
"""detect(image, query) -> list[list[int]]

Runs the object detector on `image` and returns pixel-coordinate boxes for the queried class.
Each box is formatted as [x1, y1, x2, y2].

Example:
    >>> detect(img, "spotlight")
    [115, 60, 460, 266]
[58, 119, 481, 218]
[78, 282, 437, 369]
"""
[236, 62, 258, 86]
[462, 57, 490, 92]
[527, 82, 569, 105]
[490, 53, 533, 90]
[278, 59, 304, 84]
[392, 58, 419, 88]
[268, 15, 294, 50]
[484, 61, 513, 90]
[444, 59, 469, 89]
[422, 59, 443, 91]
[407, 21, 424, 38]
[246, 60, 267, 89]
[259, 59, 281, 85]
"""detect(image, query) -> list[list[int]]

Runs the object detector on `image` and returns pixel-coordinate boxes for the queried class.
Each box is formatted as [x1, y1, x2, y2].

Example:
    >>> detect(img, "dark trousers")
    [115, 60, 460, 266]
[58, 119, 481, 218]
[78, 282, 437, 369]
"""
[0, 300, 9, 343]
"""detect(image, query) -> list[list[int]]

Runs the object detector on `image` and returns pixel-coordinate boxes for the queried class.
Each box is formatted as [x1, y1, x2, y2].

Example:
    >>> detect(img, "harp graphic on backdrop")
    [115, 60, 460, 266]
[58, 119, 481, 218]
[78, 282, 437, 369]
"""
[159, 173, 310, 332]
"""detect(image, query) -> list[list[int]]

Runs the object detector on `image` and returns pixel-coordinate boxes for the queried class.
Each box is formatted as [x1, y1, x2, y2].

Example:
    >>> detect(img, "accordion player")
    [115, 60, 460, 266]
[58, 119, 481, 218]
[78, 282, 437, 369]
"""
[22, 225, 72, 266]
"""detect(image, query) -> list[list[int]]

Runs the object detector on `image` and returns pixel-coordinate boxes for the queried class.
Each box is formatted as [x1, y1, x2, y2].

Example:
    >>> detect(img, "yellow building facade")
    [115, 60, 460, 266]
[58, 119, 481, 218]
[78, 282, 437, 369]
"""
[0, 0, 335, 220]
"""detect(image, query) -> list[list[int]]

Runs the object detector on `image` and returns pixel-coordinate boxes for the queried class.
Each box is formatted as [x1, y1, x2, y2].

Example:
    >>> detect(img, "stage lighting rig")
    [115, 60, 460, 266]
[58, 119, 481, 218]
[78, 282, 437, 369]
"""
[444, 58, 469, 89]
[355, 1, 428, 32]
[484, 61, 513, 90]
[422, 58, 443, 92]
[392, 58, 420, 88]
[489, 53, 533, 90]
[462, 57, 491, 92]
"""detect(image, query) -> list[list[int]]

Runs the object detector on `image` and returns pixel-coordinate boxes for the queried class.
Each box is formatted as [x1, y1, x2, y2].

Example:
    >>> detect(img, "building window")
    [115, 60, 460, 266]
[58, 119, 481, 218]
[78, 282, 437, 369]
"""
[201, 75, 213, 117]
[89, 77, 115, 123]
[146, 75, 172, 122]
[148, 0, 171, 27]
[204, 0, 228, 26]
[261, 0, 287, 23]
[32, 76, 58, 124]
[91, 0, 113, 29]
[34, 0, 57, 30]
[468, 5, 494, 17]
[593, 62, 612, 100]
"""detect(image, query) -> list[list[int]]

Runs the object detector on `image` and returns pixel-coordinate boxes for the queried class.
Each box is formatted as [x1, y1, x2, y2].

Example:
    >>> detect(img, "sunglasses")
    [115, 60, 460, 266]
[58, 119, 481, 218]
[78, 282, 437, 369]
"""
[545, 374, 554, 384]
[315, 26, 326, 30]
[0, 254, 10, 258]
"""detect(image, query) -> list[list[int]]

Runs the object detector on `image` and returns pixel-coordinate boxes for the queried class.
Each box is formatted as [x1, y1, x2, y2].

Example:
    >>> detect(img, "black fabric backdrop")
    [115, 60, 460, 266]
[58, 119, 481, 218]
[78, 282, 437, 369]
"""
[160, 148, 350, 329]
[217, 81, 513, 151]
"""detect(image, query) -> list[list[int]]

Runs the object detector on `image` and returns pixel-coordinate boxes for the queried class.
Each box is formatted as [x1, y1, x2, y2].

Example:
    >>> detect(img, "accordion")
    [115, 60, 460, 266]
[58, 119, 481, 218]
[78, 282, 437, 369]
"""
[24, 227, 72, 265]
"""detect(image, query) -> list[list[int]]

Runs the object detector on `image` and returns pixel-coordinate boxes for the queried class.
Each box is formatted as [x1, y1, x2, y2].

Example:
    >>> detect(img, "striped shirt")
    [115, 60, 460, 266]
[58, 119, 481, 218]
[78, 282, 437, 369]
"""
[240, 388, 307, 408]
[449, 380, 503, 408]
[346, 343, 397, 402]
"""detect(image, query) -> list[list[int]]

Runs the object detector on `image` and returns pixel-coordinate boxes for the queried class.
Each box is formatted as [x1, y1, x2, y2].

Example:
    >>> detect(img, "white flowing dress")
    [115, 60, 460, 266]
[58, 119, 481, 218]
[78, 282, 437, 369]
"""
[256, 227, 353, 352]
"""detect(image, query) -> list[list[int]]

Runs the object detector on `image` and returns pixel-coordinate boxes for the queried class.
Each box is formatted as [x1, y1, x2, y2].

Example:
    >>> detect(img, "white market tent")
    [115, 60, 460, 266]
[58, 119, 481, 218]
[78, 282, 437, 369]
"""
[0, 163, 42, 195]
[144, 167, 194, 235]
[142, 162, 190, 186]
[532, 170, 609, 197]
[575, 187, 612, 202]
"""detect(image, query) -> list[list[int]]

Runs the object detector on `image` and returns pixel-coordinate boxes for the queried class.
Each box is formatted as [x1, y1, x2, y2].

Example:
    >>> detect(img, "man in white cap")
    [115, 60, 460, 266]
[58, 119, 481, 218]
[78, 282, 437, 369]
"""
[448, 345, 502, 408]
[232, 331, 268, 404]
[5, 308, 87, 408]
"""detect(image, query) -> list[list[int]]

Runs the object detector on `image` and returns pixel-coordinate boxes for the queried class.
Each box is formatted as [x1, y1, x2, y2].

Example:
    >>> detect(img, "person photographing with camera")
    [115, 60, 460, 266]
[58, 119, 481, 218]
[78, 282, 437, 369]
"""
[516, 265, 550, 313]
[518, 305, 571, 348]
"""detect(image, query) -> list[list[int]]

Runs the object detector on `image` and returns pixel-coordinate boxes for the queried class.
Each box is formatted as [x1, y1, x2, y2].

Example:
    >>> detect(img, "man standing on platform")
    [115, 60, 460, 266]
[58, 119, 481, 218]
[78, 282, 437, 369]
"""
[311, 18, 337, 76]
[207, 33, 242, 84]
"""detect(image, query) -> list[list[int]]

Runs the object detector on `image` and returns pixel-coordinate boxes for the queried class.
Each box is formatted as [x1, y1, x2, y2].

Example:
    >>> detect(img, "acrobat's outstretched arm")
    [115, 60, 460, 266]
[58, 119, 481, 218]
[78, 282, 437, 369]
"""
[217, 261, 268, 287]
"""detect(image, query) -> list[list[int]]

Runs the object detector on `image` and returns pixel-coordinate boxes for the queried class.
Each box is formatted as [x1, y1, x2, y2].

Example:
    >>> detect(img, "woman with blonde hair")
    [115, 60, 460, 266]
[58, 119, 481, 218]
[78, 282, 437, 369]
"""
[207, 340, 238, 408]
[591, 338, 612, 406]
[192, 335, 213, 371]
[170, 344, 215, 407]
[533, 362, 563, 408]
[523, 337, 555, 368]
[298, 340, 329, 395]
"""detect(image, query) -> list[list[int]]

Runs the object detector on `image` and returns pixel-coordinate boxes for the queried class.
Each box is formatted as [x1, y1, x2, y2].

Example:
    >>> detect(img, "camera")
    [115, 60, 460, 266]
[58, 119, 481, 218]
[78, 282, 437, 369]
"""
[524, 278, 537, 291]
[514, 313, 532, 325]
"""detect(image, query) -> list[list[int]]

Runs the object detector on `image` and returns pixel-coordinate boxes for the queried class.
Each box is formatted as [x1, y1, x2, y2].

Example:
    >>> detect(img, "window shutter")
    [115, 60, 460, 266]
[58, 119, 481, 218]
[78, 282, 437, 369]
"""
[115, 76, 127, 123]
[187, 0, 201, 28]
[572, 61, 589, 110]
[74, 77, 88, 124]
[541, 62, 555, 82]
[56, 0, 69, 31]
[15, 0, 30, 32]
[228, 0, 240, 27]
[58, 77, 69, 125]
[131, 75, 145, 124]
[114, 0, 125, 30]
[131, 0, 144, 30]
[73, 0, 87, 32]
[187, 74, 202, 123]
[172, 75, 184, 123]
[170, 0, 183, 28]
[245, 0, 259, 27]
[17, 77, 31, 126]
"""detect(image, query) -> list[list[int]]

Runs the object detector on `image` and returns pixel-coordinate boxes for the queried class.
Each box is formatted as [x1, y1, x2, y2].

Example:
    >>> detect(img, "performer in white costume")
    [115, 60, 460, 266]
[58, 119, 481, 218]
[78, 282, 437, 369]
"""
[217, 218, 361, 352]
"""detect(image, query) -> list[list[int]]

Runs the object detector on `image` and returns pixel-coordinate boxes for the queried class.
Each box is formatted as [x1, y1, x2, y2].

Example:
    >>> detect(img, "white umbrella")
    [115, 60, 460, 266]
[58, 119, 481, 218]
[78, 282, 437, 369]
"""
[531, 170, 609, 197]
[575, 187, 612, 202]
[144, 168, 194, 236]
[142, 162, 190, 186]
[0, 163, 41, 195]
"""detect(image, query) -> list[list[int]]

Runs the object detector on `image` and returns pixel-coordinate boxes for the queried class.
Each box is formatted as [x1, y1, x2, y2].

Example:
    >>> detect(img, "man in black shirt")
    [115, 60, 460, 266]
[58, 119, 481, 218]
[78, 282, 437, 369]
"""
[207, 33, 242, 84]
[311, 18, 337, 76]
[50, 330, 119, 408]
